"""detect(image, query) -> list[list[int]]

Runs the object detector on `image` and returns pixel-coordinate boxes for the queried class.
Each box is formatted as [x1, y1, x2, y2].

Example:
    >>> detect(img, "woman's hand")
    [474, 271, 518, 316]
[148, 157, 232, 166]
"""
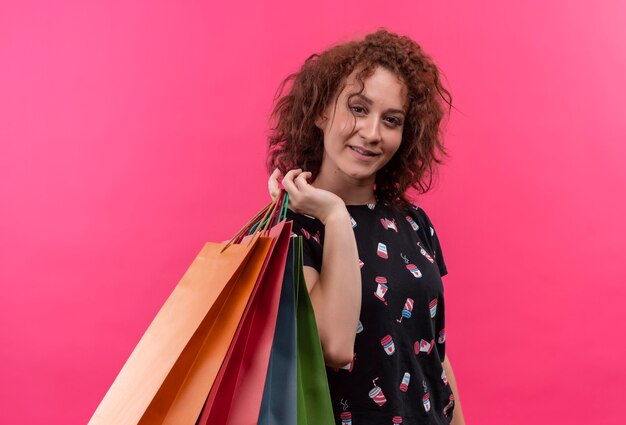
[268, 168, 347, 225]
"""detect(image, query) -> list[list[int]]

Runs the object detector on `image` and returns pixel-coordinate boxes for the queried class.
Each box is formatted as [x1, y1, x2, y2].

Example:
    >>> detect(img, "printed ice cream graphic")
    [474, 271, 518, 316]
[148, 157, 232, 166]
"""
[401, 253, 422, 278]
[417, 242, 434, 263]
[340, 400, 352, 425]
[392, 416, 403, 424]
[414, 339, 434, 355]
[399, 372, 411, 392]
[429, 299, 438, 318]
[443, 394, 455, 417]
[356, 320, 364, 334]
[441, 369, 449, 385]
[374, 277, 389, 304]
[422, 380, 431, 412]
[381, 335, 396, 355]
[397, 298, 414, 323]
[406, 215, 419, 231]
[380, 218, 398, 232]
[377, 242, 389, 259]
[350, 216, 357, 228]
[368, 378, 387, 406]
[438, 328, 446, 344]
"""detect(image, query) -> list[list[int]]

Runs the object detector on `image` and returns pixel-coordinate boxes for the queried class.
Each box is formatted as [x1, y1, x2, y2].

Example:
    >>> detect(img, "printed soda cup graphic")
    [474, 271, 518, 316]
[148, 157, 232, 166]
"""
[406, 263, 422, 278]
[359, 259, 364, 269]
[356, 320, 364, 333]
[312, 231, 320, 244]
[301, 228, 310, 239]
[380, 218, 398, 232]
[441, 369, 449, 385]
[423, 393, 431, 412]
[340, 353, 356, 372]
[429, 299, 438, 318]
[377, 242, 389, 259]
[350, 216, 357, 228]
[443, 394, 455, 417]
[340, 411, 352, 425]
[397, 298, 414, 323]
[438, 329, 446, 344]
[392, 416, 403, 424]
[406, 215, 419, 231]
[368, 382, 387, 406]
[414, 339, 434, 355]
[374, 277, 389, 304]
[381, 335, 395, 355]
[419, 244, 434, 263]
[399, 372, 411, 392]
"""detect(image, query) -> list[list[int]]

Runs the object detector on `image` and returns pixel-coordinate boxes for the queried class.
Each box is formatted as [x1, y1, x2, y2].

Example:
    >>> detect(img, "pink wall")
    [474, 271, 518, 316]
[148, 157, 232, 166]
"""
[1, 1, 625, 424]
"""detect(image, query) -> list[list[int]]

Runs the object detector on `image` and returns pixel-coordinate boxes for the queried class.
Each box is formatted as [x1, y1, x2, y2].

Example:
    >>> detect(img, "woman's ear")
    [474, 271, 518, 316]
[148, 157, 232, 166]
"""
[314, 114, 327, 131]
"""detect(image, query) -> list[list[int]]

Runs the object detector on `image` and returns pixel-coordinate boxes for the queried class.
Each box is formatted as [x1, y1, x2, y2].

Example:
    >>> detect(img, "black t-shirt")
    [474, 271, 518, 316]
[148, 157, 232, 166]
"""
[287, 203, 455, 425]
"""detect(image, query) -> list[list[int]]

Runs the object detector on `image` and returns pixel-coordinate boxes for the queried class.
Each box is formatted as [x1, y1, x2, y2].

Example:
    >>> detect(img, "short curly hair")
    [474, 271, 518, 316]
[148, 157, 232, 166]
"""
[267, 28, 452, 209]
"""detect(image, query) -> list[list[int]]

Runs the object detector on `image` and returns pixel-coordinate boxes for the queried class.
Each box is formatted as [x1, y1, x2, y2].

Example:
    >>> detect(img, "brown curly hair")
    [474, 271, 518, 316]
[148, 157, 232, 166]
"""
[267, 28, 452, 209]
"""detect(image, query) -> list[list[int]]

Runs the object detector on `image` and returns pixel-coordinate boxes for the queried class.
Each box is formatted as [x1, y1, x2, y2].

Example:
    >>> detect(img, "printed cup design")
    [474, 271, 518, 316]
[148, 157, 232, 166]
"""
[380, 218, 398, 232]
[438, 328, 446, 344]
[374, 277, 389, 304]
[414, 339, 434, 355]
[397, 298, 414, 323]
[381, 335, 395, 355]
[368, 379, 387, 406]
[441, 369, 449, 385]
[377, 242, 389, 259]
[418, 243, 434, 263]
[423, 393, 431, 412]
[392, 416, 403, 424]
[301, 228, 310, 239]
[406, 263, 422, 278]
[359, 259, 364, 269]
[406, 216, 419, 231]
[350, 216, 357, 228]
[340, 411, 352, 425]
[312, 231, 321, 244]
[429, 299, 438, 318]
[356, 320, 364, 334]
[443, 394, 455, 417]
[399, 372, 411, 392]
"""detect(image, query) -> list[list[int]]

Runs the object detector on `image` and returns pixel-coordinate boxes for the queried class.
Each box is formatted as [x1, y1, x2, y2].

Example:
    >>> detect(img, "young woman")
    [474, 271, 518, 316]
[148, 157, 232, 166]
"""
[267, 28, 465, 425]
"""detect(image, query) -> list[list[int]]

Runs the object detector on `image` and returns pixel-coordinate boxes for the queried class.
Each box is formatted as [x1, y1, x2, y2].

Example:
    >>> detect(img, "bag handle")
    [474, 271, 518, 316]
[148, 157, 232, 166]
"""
[220, 191, 289, 253]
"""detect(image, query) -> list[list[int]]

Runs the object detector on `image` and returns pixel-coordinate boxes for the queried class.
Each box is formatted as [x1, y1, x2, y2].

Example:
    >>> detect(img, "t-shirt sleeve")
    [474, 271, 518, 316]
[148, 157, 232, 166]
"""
[285, 210, 324, 273]
[415, 206, 448, 277]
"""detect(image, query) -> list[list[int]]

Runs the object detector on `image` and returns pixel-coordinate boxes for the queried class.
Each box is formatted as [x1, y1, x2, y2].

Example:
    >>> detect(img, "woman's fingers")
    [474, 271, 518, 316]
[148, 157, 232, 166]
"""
[268, 168, 281, 200]
[281, 169, 302, 197]
[293, 171, 311, 191]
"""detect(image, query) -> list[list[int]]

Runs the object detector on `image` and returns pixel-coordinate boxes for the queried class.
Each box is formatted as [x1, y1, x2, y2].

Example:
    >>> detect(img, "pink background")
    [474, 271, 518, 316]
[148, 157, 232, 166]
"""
[1, 1, 625, 424]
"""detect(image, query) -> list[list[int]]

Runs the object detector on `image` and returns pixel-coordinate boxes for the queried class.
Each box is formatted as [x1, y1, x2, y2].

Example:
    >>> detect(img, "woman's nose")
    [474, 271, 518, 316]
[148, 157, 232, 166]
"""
[359, 115, 382, 144]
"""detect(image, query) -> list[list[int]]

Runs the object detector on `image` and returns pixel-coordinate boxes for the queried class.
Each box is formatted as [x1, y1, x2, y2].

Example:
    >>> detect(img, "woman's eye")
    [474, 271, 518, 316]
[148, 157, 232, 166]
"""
[386, 117, 402, 126]
[351, 105, 366, 114]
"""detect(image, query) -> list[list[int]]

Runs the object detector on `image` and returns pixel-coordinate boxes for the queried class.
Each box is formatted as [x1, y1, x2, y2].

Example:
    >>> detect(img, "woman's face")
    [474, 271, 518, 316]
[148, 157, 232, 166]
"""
[315, 66, 407, 185]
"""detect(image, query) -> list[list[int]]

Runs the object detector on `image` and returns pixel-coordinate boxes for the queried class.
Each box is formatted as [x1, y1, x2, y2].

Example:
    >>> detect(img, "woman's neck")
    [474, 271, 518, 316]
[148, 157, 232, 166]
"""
[312, 171, 376, 206]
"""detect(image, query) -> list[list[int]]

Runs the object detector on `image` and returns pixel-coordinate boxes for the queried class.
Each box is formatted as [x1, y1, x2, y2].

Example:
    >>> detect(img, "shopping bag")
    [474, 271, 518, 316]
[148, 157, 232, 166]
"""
[295, 235, 335, 425]
[257, 235, 297, 425]
[90, 200, 281, 425]
[197, 220, 292, 425]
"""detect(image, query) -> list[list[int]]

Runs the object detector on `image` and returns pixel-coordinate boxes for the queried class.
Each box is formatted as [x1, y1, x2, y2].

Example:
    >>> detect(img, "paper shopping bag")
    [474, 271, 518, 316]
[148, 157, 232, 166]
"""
[197, 221, 292, 425]
[257, 234, 297, 425]
[295, 235, 335, 425]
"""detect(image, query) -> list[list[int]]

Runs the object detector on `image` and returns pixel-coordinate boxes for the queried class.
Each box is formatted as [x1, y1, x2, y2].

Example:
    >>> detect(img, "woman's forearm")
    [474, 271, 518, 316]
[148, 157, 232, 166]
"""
[443, 355, 466, 425]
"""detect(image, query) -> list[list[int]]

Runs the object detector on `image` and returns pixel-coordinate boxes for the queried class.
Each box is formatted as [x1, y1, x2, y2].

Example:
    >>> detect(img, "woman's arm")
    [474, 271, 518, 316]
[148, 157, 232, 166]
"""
[443, 355, 466, 425]
[270, 169, 361, 368]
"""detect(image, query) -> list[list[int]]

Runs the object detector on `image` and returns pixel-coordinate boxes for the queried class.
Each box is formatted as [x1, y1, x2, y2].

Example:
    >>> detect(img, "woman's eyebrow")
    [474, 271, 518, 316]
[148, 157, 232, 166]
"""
[353, 93, 406, 115]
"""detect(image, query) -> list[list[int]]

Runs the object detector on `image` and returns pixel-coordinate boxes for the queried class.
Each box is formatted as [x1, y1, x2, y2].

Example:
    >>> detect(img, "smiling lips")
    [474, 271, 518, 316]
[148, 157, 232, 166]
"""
[349, 146, 379, 157]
